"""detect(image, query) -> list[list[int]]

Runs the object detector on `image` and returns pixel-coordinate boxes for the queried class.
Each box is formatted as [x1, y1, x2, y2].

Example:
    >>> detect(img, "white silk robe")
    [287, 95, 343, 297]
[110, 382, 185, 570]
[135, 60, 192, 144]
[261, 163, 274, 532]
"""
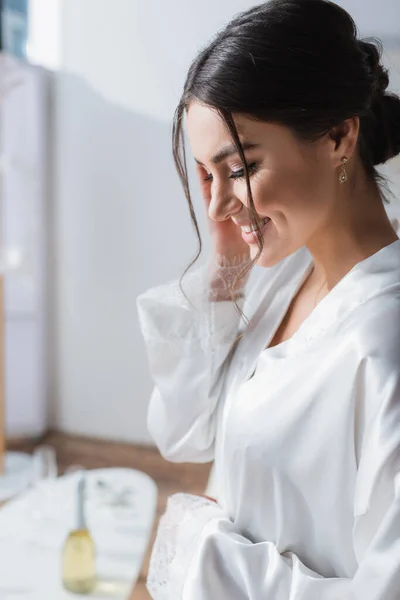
[136, 217, 400, 600]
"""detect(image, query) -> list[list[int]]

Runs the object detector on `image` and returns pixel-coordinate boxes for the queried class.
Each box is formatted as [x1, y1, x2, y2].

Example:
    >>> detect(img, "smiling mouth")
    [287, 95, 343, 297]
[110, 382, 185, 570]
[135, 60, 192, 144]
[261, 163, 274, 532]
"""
[240, 217, 271, 234]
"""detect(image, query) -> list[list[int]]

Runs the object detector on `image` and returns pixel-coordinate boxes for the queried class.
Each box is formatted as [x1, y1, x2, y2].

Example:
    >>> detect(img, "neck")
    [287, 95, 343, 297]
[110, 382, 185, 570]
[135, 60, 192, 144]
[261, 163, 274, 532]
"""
[307, 178, 398, 293]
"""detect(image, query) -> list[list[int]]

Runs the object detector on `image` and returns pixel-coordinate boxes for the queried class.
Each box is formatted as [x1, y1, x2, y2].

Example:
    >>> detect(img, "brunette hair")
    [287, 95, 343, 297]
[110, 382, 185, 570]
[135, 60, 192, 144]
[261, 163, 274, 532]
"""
[173, 0, 400, 320]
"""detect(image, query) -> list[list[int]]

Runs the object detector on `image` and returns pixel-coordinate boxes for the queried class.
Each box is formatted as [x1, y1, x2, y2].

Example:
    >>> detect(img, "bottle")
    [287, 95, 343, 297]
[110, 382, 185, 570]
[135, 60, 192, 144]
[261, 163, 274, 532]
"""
[62, 474, 96, 594]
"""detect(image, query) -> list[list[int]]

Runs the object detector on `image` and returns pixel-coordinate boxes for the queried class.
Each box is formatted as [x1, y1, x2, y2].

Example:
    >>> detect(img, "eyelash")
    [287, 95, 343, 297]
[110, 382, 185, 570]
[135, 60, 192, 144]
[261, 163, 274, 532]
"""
[203, 162, 260, 182]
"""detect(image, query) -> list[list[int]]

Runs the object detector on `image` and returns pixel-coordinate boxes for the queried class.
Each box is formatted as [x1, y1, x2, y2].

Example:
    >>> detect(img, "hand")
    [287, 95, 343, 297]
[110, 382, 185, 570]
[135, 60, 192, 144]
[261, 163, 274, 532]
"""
[196, 164, 250, 261]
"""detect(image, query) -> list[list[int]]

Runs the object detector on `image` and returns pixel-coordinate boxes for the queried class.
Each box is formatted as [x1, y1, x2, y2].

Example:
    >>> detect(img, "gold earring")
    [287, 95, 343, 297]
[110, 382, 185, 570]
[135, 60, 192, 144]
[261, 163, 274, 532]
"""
[339, 157, 348, 184]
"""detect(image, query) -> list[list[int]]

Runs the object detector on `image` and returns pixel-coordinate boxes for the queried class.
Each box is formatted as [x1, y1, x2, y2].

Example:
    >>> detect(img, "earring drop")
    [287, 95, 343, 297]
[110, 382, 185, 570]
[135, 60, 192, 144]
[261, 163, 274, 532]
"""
[339, 157, 348, 184]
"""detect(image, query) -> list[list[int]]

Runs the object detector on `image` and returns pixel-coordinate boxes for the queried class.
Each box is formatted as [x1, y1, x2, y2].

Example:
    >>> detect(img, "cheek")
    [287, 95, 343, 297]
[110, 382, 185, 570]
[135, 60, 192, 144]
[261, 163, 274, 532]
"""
[235, 168, 280, 209]
[245, 162, 329, 220]
[237, 167, 299, 215]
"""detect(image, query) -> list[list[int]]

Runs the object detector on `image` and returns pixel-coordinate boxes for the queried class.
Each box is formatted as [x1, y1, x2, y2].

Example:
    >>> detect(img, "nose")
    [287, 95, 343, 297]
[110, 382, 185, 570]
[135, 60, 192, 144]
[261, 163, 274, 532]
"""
[208, 182, 242, 222]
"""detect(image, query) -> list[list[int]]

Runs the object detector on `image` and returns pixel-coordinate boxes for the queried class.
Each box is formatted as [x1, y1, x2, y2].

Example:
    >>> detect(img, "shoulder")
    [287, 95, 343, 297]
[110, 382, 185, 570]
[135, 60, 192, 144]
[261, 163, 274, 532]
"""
[353, 290, 400, 367]
[349, 292, 400, 457]
[347, 291, 400, 433]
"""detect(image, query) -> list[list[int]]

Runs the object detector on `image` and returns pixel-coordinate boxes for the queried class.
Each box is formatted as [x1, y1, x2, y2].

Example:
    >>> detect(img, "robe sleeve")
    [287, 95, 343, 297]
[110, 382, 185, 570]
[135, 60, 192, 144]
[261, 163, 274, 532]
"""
[136, 253, 252, 463]
[146, 360, 400, 600]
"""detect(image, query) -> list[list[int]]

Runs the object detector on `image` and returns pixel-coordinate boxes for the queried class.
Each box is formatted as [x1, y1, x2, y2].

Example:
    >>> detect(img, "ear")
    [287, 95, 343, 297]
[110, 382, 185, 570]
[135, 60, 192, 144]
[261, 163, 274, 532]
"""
[328, 116, 360, 168]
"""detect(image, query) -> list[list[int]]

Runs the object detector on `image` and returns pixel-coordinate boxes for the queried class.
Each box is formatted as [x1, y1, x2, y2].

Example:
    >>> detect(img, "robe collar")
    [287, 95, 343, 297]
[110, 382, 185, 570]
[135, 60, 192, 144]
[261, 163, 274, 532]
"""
[290, 218, 400, 348]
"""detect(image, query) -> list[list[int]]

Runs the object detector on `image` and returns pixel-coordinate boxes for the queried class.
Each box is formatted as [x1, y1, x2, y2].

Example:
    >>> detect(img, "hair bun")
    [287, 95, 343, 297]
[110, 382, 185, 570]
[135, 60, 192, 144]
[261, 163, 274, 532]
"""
[358, 39, 389, 95]
[381, 94, 400, 158]
[365, 92, 400, 165]
[357, 39, 400, 165]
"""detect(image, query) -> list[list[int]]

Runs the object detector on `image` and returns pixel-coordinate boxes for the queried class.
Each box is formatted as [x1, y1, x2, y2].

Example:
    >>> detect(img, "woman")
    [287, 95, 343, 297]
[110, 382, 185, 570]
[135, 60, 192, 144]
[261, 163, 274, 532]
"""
[136, 0, 400, 598]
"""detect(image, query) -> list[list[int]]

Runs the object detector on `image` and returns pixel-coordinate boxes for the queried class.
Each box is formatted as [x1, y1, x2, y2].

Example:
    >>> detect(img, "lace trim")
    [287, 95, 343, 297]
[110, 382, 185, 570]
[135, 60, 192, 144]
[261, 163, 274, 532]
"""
[136, 253, 253, 350]
[146, 493, 221, 599]
[208, 252, 253, 301]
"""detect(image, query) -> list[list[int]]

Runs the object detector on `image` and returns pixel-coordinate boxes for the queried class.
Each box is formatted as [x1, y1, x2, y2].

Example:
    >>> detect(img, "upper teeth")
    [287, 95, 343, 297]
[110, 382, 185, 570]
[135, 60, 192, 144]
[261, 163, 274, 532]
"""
[241, 218, 270, 233]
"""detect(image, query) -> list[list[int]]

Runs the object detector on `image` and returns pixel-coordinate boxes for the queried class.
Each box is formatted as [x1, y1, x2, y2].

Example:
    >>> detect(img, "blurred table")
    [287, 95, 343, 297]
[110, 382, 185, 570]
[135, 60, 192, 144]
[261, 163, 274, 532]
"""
[0, 468, 158, 599]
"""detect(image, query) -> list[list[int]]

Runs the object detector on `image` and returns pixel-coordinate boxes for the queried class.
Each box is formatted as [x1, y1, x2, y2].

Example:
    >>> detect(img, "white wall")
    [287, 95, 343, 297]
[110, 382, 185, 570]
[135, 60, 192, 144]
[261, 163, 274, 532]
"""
[27, 0, 62, 69]
[51, 0, 400, 444]
[52, 0, 260, 443]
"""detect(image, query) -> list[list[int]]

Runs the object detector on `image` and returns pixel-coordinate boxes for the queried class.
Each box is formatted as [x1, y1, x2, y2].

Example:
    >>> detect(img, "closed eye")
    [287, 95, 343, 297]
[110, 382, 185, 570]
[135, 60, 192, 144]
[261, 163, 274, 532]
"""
[203, 162, 260, 182]
[229, 162, 260, 180]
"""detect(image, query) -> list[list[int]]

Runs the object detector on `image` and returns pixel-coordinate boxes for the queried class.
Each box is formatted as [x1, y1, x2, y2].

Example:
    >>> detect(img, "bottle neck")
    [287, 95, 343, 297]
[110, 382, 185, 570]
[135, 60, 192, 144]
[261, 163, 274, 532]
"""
[76, 475, 87, 530]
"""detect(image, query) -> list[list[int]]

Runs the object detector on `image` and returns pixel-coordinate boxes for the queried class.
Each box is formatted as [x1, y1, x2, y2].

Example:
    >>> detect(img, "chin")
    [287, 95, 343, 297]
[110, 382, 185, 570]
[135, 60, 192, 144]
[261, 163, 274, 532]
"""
[250, 245, 290, 269]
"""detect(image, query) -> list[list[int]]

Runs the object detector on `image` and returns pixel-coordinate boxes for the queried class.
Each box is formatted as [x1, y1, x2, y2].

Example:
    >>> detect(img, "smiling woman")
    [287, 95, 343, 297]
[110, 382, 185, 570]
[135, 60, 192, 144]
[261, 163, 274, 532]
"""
[136, 1, 400, 599]
[172, 0, 400, 301]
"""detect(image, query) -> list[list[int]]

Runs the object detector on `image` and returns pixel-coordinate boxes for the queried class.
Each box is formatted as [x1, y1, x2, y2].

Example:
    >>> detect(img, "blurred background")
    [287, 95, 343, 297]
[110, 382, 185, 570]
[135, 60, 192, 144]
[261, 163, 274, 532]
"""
[0, 1, 399, 598]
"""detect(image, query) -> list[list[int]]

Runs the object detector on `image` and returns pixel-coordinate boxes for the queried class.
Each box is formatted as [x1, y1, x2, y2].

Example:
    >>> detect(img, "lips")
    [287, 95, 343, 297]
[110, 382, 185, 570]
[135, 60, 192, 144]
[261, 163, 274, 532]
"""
[240, 217, 270, 233]
[240, 217, 271, 244]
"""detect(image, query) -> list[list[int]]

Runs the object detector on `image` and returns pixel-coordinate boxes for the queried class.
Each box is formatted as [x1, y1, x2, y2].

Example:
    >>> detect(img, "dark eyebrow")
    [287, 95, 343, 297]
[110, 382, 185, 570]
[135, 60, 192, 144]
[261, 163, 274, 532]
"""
[194, 142, 261, 166]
